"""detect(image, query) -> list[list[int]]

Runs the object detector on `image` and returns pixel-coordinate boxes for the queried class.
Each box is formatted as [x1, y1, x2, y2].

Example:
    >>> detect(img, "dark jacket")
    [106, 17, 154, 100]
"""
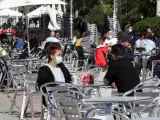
[104, 58, 140, 93]
[124, 46, 134, 61]
[37, 62, 72, 89]
[36, 62, 72, 106]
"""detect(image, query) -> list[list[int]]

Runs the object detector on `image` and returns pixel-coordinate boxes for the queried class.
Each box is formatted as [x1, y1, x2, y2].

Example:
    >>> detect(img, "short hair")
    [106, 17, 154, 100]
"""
[111, 44, 125, 57]
[47, 45, 61, 62]
[127, 25, 133, 29]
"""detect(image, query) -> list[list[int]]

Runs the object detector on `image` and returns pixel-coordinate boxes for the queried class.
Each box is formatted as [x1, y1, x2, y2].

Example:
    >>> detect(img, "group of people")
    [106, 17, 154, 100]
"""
[29, 20, 39, 28]
[101, 23, 160, 94]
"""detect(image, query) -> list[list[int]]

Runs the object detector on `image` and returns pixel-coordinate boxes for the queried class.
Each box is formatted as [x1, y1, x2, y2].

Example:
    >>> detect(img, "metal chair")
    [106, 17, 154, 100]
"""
[8, 63, 39, 119]
[40, 82, 84, 120]
[123, 86, 160, 119]
[48, 88, 87, 120]
[84, 107, 131, 120]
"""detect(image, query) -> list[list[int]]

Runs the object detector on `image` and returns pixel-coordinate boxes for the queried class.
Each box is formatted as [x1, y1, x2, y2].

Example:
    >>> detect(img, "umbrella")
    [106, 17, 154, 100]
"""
[0, 9, 22, 17]
[0, 0, 66, 57]
[0, 0, 66, 9]
[27, 6, 47, 18]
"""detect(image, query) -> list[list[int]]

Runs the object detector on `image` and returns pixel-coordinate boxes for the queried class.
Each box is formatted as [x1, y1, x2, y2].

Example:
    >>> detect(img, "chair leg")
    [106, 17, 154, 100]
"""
[24, 95, 30, 114]
[9, 90, 18, 115]
[40, 96, 44, 120]
[20, 91, 27, 120]
[29, 94, 34, 118]
[0, 72, 6, 89]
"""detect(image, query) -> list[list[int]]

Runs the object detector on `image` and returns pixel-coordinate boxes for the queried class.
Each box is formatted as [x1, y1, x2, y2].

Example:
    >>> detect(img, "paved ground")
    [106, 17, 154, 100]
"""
[0, 91, 41, 120]
[0, 92, 20, 120]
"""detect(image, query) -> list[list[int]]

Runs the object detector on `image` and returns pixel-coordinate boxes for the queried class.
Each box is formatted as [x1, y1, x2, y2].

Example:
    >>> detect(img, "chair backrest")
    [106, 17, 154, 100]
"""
[48, 88, 86, 120]
[123, 86, 160, 112]
[135, 78, 160, 90]
[85, 107, 131, 120]
[7, 63, 26, 88]
[24, 73, 38, 92]
[123, 86, 160, 97]
[40, 82, 83, 97]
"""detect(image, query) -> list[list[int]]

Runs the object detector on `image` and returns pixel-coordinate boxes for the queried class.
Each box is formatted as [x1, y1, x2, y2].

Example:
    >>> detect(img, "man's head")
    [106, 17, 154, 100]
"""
[107, 31, 113, 40]
[127, 25, 133, 33]
[147, 28, 152, 33]
[120, 35, 132, 48]
[111, 44, 125, 60]
[21, 18, 25, 22]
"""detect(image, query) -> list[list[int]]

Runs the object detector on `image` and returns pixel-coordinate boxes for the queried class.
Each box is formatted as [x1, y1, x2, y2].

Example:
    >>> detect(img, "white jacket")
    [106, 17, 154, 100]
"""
[105, 38, 117, 46]
[138, 39, 156, 53]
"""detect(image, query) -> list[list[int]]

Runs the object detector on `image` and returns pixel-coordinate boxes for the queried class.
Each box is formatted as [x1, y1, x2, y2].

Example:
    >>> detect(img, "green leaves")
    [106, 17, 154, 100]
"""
[84, 4, 113, 32]
[134, 17, 160, 31]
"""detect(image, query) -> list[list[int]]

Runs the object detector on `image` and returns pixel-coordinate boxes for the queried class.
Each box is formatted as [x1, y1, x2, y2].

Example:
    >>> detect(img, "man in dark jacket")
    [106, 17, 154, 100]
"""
[104, 44, 140, 94]
[16, 18, 25, 38]
[120, 35, 134, 61]
[120, 36, 142, 75]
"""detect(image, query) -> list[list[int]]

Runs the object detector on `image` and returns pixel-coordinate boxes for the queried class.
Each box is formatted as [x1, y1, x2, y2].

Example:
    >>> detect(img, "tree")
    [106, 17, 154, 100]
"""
[85, 3, 113, 32]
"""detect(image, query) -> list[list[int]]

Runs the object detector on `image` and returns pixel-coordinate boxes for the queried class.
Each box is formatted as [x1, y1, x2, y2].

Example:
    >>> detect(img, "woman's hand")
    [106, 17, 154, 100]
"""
[111, 82, 117, 89]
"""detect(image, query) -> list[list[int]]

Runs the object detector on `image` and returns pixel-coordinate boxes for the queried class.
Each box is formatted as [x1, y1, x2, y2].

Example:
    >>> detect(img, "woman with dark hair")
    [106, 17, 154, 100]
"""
[37, 45, 72, 106]
[37, 45, 72, 89]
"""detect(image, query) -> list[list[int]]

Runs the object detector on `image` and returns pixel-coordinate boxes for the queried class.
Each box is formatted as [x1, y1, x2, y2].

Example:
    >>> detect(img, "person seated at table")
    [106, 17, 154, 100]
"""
[135, 33, 145, 49]
[15, 34, 24, 50]
[104, 44, 140, 95]
[37, 45, 72, 106]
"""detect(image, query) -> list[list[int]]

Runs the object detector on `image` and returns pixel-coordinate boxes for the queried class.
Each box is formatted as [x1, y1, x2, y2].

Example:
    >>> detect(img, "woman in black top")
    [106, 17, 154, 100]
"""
[37, 45, 72, 105]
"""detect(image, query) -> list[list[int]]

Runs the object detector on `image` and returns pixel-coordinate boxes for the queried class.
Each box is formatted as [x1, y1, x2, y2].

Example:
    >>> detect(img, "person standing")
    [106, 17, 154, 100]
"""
[16, 18, 25, 38]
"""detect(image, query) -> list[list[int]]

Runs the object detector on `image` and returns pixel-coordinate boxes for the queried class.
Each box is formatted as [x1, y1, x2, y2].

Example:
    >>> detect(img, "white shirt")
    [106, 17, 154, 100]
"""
[135, 39, 141, 48]
[29, 23, 36, 28]
[139, 39, 156, 53]
[46, 64, 65, 83]
[105, 38, 117, 46]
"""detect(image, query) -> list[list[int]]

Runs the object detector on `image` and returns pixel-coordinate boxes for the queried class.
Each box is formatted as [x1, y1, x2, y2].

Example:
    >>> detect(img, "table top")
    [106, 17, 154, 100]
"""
[83, 96, 152, 103]
[46, 81, 105, 92]
[77, 82, 105, 87]
[136, 117, 160, 120]
[134, 53, 157, 56]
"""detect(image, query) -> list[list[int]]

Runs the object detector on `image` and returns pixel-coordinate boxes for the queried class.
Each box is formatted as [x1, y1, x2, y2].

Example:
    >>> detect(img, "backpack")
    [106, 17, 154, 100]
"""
[95, 47, 108, 67]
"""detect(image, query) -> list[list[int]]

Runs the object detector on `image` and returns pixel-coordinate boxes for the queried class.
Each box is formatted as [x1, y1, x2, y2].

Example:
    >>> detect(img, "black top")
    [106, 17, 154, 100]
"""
[37, 62, 72, 89]
[104, 58, 140, 93]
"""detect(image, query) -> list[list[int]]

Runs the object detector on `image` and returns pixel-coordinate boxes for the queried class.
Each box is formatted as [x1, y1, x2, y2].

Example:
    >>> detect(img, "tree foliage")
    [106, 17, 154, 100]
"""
[134, 17, 160, 31]
[84, 4, 113, 31]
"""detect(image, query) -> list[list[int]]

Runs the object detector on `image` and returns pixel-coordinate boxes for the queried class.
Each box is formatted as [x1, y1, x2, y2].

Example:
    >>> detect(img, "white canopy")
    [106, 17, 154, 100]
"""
[0, 8, 22, 17]
[27, 6, 47, 18]
[0, 0, 66, 9]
